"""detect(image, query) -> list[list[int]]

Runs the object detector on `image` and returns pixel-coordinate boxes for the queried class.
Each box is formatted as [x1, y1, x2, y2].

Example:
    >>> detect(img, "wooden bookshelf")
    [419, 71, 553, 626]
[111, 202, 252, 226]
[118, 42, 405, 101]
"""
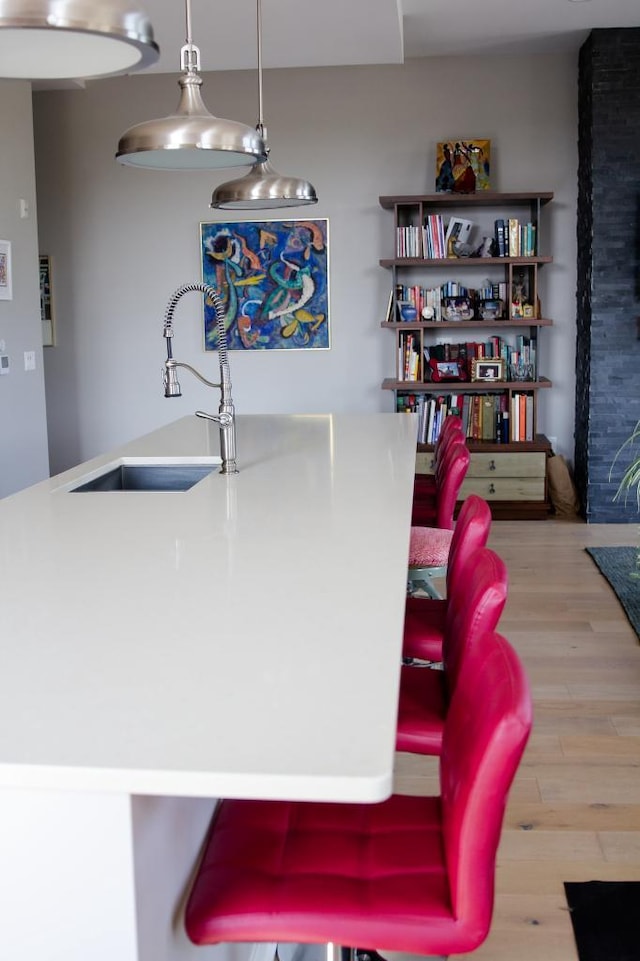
[379, 191, 555, 519]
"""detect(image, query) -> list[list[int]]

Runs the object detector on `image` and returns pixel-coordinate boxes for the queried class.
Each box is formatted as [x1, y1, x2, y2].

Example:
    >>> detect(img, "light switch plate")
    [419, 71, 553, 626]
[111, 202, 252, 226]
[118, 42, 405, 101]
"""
[0, 354, 9, 375]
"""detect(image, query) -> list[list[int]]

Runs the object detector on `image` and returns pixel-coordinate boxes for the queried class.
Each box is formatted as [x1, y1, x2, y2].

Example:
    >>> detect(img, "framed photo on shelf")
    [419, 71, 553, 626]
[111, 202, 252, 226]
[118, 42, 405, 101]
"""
[471, 358, 505, 382]
[0, 240, 12, 301]
[200, 219, 329, 351]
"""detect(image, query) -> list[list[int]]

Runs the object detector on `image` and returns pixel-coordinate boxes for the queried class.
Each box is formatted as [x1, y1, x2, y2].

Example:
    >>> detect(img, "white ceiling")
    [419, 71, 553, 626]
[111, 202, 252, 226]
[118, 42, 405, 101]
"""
[139, 0, 640, 75]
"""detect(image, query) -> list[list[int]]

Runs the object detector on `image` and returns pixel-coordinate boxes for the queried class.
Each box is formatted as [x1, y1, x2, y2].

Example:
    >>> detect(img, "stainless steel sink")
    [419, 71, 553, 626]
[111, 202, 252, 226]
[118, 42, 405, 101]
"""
[69, 462, 217, 492]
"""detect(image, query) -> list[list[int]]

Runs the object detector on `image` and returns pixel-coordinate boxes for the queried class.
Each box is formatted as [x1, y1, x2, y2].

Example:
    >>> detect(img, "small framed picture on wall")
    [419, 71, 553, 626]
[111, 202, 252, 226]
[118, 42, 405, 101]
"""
[0, 240, 12, 301]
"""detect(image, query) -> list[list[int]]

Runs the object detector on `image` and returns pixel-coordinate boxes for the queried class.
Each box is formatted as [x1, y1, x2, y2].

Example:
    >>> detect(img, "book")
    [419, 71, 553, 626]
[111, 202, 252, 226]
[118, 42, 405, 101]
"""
[482, 395, 495, 441]
[518, 393, 527, 441]
[508, 218, 520, 257]
[525, 393, 534, 441]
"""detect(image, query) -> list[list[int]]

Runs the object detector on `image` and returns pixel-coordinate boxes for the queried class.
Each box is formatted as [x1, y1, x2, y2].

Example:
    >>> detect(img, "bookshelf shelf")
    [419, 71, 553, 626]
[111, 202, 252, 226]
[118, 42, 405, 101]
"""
[379, 190, 555, 519]
[382, 377, 552, 392]
[381, 319, 553, 330]
[380, 256, 553, 268]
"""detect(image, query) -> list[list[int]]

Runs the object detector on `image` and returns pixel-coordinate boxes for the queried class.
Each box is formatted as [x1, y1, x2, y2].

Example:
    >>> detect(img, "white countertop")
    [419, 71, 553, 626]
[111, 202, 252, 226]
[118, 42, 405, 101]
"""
[0, 414, 417, 802]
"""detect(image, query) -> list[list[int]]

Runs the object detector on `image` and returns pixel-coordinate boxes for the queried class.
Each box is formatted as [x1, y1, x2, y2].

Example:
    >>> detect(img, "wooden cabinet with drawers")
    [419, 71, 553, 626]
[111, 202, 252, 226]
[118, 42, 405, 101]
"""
[416, 436, 552, 519]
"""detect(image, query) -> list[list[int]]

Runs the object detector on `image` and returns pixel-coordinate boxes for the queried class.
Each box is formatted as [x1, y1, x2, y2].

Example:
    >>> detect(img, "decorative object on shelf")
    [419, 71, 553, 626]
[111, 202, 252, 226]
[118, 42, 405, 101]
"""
[479, 299, 504, 320]
[200, 219, 329, 351]
[509, 362, 534, 382]
[210, 0, 317, 210]
[435, 140, 491, 193]
[0, 240, 11, 301]
[116, 0, 266, 170]
[442, 296, 474, 322]
[0, 0, 158, 80]
[451, 241, 474, 258]
[444, 216, 474, 256]
[472, 359, 505, 382]
[428, 359, 467, 383]
[511, 268, 531, 318]
[475, 236, 496, 258]
[399, 302, 418, 322]
[39, 255, 54, 346]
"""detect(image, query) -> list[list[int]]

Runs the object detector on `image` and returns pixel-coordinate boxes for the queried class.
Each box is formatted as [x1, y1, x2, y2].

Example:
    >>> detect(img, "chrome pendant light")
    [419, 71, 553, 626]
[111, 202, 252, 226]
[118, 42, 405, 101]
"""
[210, 0, 317, 209]
[0, 0, 159, 79]
[116, 0, 267, 170]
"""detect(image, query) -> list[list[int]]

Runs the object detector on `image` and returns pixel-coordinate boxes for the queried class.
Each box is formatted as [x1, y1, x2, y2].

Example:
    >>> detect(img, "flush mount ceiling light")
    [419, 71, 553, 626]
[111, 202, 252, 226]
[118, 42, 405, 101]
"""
[210, 0, 317, 209]
[0, 0, 159, 80]
[116, 0, 267, 170]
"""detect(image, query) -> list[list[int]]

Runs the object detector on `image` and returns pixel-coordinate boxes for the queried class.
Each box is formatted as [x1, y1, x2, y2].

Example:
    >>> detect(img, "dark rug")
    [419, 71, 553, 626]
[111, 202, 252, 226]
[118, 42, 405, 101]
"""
[585, 546, 640, 641]
[564, 881, 640, 961]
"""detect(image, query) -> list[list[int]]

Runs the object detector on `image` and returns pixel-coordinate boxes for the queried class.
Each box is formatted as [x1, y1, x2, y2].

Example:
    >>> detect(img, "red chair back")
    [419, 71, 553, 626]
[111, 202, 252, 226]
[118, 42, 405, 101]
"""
[441, 630, 532, 937]
[446, 494, 492, 598]
[444, 546, 508, 695]
[435, 438, 470, 529]
[434, 414, 463, 465]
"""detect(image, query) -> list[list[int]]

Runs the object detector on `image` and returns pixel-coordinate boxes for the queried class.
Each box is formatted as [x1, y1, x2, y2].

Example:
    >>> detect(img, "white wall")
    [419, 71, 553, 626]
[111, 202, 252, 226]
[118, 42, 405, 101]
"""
[33, 53, 578, 474]
[0, 81, 49, 497]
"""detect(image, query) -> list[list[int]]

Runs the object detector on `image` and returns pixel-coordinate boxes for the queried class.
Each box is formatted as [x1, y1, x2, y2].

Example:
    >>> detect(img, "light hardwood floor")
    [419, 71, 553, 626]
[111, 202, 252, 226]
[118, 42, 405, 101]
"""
[392, 520, 640, 961]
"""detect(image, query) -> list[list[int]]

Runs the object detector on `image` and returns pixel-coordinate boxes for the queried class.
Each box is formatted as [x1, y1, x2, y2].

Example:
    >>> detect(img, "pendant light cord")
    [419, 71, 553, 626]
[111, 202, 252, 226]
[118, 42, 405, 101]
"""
[256, 0, 265, 136]
[181, 0, 200, 74]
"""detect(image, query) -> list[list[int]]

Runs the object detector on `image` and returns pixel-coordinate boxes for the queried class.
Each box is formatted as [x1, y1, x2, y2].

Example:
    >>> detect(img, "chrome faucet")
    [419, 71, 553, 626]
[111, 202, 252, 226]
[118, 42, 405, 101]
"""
[162, 282, 238, 474]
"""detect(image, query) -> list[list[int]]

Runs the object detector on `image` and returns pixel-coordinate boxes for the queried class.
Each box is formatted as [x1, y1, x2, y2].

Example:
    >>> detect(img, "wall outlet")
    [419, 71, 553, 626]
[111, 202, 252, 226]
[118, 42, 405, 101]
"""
[24, 350, 36, 371]
[0, 354, 9, 375]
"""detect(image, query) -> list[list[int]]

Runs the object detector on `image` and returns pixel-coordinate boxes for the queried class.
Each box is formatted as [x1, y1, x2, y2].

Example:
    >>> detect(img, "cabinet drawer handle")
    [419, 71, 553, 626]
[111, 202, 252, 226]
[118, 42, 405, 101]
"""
[489, 482, 496, 494]
[489, 460, 497, 471]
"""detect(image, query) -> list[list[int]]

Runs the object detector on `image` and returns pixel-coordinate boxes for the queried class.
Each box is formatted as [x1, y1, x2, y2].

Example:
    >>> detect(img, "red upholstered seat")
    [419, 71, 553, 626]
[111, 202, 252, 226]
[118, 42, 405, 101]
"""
[408, 526, 453, 567]
[397, 546, 508, 755]
[405, 495, 492, 661]
[185, 630, 532, 957]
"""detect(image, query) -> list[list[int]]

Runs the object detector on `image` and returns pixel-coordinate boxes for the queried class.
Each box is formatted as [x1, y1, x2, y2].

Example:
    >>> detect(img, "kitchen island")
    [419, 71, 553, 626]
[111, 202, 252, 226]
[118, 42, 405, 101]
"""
[0, 413, 417, 961]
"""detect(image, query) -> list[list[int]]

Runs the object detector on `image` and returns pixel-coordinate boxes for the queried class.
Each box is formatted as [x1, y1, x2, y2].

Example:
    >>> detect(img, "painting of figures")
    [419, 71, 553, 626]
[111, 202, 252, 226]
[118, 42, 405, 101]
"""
[435, 140, 491, 193]
[200, 219, 330, 350]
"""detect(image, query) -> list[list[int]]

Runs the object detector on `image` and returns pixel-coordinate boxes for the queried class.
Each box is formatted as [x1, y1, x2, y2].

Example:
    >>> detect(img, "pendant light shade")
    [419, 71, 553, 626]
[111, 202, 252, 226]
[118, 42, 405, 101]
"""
[116, 0, 267, 171]
[211, 133, 318, 209]
[0, 0, 158, 80]
[210, 0, 317, 209]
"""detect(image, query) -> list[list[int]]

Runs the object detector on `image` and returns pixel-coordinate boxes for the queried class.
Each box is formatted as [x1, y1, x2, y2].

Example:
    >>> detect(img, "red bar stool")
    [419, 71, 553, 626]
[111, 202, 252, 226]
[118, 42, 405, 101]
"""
[412, 414, 463, 500]
[397, 546, 508, 756]
[185, 630, 532, 959]
[407, 440, 470, 599]
[411, 434, 469, 531]
[403, 494, 492, 663]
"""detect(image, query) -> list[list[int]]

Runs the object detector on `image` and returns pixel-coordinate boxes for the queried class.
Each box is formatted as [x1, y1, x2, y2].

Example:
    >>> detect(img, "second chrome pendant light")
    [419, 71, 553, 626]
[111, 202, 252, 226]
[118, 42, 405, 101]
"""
[210, 0, 317, 209]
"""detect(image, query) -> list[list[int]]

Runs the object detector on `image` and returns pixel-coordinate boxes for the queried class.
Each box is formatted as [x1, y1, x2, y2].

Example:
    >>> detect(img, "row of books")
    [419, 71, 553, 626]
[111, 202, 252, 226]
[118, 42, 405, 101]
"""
[494, 219, 537, 257]
[397, 332, 421, 381]
[394, 216, 539, 260]
[394, 216, 450, 259]
[397, 391, 535, 444]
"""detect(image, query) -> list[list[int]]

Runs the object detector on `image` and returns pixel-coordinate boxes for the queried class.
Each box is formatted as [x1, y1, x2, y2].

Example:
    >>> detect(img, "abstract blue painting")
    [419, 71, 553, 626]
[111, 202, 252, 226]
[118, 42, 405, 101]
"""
[200, 219, 330, 350]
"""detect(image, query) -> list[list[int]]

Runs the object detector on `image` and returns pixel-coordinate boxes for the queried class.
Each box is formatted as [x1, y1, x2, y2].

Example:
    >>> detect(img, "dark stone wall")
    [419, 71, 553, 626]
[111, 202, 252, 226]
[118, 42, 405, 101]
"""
[575, 29, 640, 522]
